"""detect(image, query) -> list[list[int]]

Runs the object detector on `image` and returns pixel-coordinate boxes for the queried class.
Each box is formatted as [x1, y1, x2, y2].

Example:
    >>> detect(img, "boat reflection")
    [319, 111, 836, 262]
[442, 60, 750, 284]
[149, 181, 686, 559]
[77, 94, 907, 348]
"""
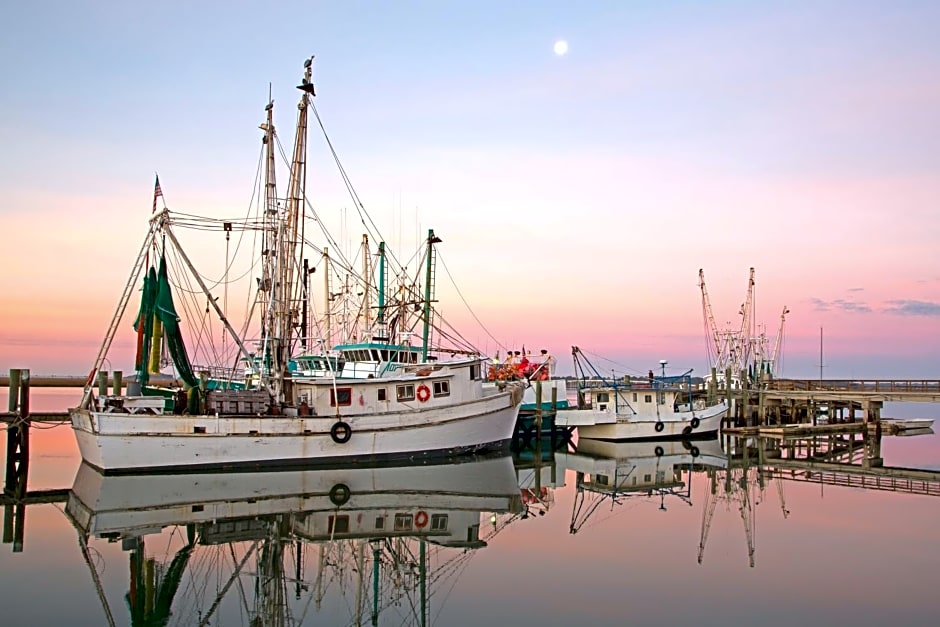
[65, 454, 522, 626]
[558, 436, 727, 535]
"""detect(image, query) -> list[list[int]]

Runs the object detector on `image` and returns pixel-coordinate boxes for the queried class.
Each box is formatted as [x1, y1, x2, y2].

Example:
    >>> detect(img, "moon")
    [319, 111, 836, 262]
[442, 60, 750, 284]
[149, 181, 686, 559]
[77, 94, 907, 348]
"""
[553, 40, 568, 56]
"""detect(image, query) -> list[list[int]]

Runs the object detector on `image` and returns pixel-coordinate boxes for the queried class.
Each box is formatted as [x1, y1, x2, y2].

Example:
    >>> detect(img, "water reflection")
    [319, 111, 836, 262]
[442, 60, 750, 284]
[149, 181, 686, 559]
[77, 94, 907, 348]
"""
[559, 437, 726, 534]
[3, 421, 940, 626]
[64, 454, 522, 626]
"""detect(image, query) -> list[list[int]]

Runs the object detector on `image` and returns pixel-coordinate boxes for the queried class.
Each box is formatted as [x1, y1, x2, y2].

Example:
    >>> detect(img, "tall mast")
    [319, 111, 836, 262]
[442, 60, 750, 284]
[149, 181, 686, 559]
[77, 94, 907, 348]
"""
[258, 93, 278, 385]
[421, 229, 441, 361]
[737, 267, 756, 376]
[361, 234, 371, 339]
[377, 242, 386, 327]
[271, 56, 315, 402]
[323, 247, 331, 347]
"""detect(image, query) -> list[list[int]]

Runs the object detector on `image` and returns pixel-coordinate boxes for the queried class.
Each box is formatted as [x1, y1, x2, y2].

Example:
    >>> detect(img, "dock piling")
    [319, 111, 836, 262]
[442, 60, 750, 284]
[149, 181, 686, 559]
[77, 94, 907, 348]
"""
[4, 369, 30, 552]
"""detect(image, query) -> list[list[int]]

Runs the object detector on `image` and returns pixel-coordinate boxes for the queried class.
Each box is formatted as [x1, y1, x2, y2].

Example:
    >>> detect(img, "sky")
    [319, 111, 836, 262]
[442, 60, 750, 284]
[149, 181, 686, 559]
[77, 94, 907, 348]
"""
[1, 0, 938, 379]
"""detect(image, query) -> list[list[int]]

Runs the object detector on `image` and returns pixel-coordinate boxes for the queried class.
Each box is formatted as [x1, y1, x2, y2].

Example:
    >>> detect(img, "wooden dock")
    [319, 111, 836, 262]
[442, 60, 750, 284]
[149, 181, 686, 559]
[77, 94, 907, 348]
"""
[712, 375, 940, 428]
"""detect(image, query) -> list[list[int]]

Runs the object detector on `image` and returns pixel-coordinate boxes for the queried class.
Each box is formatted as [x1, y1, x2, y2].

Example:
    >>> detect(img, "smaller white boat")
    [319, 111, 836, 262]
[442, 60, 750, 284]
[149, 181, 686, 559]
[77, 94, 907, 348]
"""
[554, 346, 728, 441]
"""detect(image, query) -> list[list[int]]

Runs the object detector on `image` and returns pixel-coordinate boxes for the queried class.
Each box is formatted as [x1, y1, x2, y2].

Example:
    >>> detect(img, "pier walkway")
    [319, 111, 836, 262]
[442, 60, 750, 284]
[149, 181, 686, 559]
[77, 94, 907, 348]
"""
[764, 379, 940, 403]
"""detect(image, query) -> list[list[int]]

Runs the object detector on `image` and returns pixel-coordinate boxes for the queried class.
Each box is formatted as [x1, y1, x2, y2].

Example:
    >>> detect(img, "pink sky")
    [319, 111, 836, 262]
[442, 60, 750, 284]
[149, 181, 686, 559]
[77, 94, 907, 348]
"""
[1, 2, 938, 380]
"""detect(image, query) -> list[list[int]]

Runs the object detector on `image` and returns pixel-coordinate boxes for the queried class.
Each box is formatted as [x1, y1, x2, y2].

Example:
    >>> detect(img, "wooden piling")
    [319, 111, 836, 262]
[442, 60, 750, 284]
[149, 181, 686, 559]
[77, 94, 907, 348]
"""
[97, 370, 108, 398]
[4, 369, 30, 552]
[534, 380, 543, 495]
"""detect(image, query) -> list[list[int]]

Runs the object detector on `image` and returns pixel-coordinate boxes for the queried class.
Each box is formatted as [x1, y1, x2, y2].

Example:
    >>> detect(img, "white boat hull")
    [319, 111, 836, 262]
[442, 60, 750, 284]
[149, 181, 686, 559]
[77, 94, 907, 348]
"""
[556, 401, 727, 441]
[71, 390, 520, 473]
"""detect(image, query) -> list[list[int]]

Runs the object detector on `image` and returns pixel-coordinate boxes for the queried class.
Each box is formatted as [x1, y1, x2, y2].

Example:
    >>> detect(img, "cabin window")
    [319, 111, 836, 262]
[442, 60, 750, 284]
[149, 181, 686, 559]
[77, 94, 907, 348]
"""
[633, 393, 637, 402]
[596, 474, 609, 486]
[656, 471, 666, 483]
[644, 394, 652, 403]
[467, 524, 480, 543]
[380, 349, 389, 361]
[330, 387, 352, 406]
[374, 516, 386, 530]
[433, 381, 450, 397]
[394, 514, 414, 531]
[397, 384, 415, 401]
[430, 514, 448, 531]
[329, 515, 350, 534]
[631, 476, 637, 486]
[470, 364, 480, 380]
[644, 474, 652, 483]
[378, 388, 387, 401]
[596, 392, 609, 403]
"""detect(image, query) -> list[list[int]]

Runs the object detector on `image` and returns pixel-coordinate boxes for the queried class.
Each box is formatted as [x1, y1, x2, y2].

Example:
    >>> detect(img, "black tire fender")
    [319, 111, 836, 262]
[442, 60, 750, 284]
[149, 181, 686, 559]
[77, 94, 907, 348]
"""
[329, 483, 351, 507]
[330, 420, 352, 444]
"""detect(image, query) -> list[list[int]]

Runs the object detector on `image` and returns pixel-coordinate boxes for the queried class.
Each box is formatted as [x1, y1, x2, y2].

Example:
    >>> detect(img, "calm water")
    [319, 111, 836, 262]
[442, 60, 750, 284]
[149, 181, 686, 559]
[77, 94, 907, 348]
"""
[2, 390, 939, 627]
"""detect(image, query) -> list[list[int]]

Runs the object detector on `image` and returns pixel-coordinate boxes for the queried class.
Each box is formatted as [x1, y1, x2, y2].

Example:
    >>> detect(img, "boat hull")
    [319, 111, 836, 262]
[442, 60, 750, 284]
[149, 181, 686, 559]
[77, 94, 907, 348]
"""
[556, 401, 727, 441]
[71, 390, 520, 474]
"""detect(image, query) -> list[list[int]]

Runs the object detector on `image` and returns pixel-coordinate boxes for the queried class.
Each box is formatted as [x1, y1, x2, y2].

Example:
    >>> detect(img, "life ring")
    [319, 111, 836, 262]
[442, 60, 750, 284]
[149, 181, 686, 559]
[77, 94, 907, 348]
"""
[654, 421, 665, 432]
[416, 384, 431, 403]
[690, 417, 700, 429]
[654, 446, 665, 457]
[330, 420, 352, 444]
[329, 483, 351, 507]
[415, 510, 429, 528]
[682, 426, 693, 436]
[690, 446, 700, 458]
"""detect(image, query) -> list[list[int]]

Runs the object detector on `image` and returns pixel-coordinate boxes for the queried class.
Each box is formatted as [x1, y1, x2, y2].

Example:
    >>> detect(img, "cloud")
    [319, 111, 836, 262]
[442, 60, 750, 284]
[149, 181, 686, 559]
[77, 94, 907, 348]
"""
[834, 299, 873, 313]
[809, 297, 829, 311]
[808, 298, 872, 313]
[883, 300, 940, 317]
[847, 287, 865, 292]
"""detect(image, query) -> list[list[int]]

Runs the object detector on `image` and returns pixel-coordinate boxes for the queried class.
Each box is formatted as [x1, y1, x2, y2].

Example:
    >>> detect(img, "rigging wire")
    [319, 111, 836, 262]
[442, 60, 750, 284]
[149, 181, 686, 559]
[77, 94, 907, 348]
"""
[435, 250, 504, 355]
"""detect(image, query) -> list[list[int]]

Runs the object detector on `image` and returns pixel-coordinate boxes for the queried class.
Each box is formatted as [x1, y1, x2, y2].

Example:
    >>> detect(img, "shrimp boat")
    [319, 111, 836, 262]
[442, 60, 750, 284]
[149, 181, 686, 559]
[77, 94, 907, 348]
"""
[69, 57, 523, 474]
[554, 346, 728, 441]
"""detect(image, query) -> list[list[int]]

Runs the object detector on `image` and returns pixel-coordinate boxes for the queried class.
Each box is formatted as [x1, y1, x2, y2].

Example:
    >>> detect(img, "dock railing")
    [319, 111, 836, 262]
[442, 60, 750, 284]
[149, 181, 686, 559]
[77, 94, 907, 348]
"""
[768, 379, 940, 394]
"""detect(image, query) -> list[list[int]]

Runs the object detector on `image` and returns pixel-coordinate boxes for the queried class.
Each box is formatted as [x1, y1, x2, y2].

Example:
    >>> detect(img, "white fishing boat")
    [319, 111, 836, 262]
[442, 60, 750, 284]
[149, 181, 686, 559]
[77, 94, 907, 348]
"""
[69, 57, 523, 474]
[554, 346, 728, 441]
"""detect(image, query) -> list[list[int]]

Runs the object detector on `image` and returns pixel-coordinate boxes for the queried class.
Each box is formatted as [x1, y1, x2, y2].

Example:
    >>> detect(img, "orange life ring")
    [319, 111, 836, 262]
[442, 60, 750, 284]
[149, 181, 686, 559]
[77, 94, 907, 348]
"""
[415, 510, 429, 528]
[416, 384, 431, 402]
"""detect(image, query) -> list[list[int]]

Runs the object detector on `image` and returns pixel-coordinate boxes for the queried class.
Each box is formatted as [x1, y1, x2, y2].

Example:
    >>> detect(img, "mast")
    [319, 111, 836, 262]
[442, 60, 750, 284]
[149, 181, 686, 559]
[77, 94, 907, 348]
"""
[377, 242, 386, 329]
[271, 56, 315, 403]
[737, 267, 756, 377]
[259, 94, 278, 383]
[421, 229, 441, 361]
[419, 540, 428, 627]
[819, 326, 824, 381]
[361, 234, 371, 339]
[323, 247, 331, 347]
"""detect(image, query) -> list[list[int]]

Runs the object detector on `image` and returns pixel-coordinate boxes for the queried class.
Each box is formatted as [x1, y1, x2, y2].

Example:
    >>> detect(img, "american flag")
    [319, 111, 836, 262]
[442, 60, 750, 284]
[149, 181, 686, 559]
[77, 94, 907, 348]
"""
[152, 174, 163, 213]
